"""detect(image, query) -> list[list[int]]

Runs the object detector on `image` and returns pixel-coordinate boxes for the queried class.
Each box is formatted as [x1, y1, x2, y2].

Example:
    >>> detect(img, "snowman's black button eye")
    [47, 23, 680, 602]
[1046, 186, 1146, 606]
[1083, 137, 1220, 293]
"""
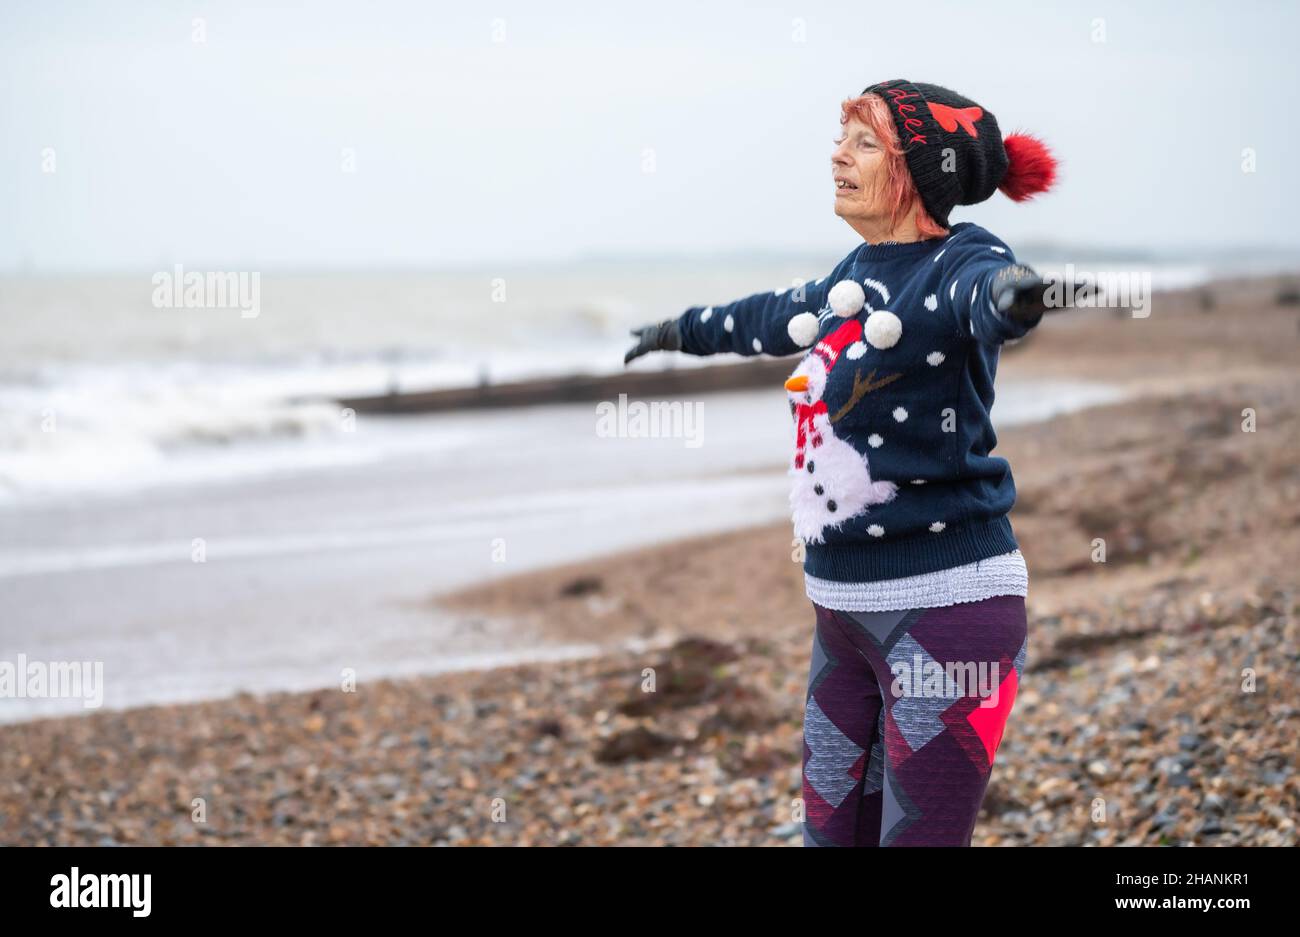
[807, 461, 815, 473]
[814, 484, 824, 495]
[827, 499, 837, 512]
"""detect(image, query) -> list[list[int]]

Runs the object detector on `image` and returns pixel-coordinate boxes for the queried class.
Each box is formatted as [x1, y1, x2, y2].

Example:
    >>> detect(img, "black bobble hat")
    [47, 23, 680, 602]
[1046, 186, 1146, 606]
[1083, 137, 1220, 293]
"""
[860, 79, 1055, 228]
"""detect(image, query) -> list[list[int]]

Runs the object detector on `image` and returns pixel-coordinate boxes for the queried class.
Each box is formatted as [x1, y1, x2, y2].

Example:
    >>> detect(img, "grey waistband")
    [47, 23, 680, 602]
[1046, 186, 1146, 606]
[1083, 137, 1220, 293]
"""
[804, 549, 1028, 612]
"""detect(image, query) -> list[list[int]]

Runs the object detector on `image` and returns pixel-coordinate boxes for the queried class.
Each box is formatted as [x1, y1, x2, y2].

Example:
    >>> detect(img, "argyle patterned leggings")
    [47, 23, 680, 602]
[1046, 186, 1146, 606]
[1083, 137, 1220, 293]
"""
[801, 595, 1028, 846]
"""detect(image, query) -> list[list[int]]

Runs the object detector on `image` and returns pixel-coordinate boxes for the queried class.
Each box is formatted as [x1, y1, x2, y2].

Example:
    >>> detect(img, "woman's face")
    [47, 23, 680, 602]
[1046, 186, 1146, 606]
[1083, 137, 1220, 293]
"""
[832, 116, 888, 223]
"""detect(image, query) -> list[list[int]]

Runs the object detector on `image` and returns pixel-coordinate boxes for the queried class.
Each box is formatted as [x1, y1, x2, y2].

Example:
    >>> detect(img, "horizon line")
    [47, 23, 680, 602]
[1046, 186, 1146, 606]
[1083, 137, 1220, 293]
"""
[2, 240, 1299, 279]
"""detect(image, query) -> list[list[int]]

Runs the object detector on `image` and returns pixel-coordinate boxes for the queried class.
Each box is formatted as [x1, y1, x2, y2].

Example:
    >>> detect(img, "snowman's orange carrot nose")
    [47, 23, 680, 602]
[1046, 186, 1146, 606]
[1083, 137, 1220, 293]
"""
[785, 375, 809, 393]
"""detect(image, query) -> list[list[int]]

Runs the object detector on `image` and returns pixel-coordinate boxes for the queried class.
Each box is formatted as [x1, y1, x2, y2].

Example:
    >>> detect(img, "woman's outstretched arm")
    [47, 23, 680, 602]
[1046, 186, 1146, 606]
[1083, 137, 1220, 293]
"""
[936, 227, 1051, 345]
[672, 273, 836, 357]
[624, 257, 853, 365]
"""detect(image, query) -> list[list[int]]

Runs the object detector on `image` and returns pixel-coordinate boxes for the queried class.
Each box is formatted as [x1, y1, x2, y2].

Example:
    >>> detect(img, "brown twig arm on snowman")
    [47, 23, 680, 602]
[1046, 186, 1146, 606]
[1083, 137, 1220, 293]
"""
[830, 368, 903, 424]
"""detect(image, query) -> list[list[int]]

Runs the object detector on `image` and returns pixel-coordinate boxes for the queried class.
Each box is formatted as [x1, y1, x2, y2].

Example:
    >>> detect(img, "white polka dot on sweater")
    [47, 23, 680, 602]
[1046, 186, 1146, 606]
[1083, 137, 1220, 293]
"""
[700, 306, 713, 322]
[929, 521, 946, 533]
[867, 434, 883, 448]
[971, 283, 978, 308]
[926, 351, 945, 366]
[867, 524, 885, 537]
[924, 293, 938, 311]
[910, 479, 927, 485]
[933, 248, 946, 263]
[892, 407, 908, 422]
[846, 341, 867, 360]
[949, 281, 958, 301]
[752, 337, 762, 352]
[724, 314, 734, 332]
[990, 246, 1006, 254]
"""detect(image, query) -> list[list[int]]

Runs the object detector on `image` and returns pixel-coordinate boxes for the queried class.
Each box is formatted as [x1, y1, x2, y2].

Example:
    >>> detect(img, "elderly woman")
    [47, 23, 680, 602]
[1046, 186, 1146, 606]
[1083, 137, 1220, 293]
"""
[624, 80, 1060, 847]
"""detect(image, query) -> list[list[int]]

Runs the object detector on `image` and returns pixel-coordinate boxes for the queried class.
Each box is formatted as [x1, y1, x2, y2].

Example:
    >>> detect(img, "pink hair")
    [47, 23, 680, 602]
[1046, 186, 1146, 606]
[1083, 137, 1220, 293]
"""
[839, 94, 948, 239]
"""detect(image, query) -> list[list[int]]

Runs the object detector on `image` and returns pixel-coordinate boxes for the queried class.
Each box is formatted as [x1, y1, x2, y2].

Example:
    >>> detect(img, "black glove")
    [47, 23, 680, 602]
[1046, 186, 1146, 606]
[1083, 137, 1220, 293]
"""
[990, 263, 1054, 326]
[624, 318, 683, 364]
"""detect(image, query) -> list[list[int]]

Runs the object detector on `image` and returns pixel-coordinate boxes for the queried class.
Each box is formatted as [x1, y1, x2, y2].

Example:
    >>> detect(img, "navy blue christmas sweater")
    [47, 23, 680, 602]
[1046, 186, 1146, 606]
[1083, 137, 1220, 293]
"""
[675, 222, 1040, 583]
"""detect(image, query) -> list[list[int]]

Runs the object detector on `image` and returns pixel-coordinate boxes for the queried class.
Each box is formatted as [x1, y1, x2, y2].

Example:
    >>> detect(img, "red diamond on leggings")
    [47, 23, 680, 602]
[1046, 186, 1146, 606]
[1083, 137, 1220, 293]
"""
[966, 667, 1018, 765]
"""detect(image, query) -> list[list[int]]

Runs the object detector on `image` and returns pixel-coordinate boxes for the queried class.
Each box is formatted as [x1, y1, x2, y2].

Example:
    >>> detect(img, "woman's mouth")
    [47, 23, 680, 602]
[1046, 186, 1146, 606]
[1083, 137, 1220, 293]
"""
[835, 179, 858, 194]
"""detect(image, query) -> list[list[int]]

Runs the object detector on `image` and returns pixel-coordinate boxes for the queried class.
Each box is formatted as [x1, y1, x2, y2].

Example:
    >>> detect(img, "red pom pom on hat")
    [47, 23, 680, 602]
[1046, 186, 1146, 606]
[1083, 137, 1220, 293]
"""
[999, 132, 1058, 202]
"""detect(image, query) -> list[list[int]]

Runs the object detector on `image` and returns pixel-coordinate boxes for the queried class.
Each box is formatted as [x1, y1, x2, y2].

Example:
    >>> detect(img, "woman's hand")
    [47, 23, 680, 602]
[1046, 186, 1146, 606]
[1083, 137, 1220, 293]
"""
[623, 318, 683, 364]
[990, 264, 1053, 326]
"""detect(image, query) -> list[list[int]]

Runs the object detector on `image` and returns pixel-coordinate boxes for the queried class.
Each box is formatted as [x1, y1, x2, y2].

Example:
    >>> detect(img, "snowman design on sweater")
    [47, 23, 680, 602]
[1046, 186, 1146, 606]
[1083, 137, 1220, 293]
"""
[672, 222, 1042, 583]
[786, 316, 899, 544]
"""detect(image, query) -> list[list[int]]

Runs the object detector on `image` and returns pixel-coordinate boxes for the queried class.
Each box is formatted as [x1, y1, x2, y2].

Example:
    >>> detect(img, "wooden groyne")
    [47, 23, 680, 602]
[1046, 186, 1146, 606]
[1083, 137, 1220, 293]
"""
[335, 358, 796, 414]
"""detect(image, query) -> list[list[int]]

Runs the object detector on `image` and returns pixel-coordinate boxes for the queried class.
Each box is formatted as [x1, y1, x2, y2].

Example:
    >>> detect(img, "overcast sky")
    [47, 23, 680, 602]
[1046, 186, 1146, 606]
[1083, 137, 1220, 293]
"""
[2, 0, 1297, 272]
